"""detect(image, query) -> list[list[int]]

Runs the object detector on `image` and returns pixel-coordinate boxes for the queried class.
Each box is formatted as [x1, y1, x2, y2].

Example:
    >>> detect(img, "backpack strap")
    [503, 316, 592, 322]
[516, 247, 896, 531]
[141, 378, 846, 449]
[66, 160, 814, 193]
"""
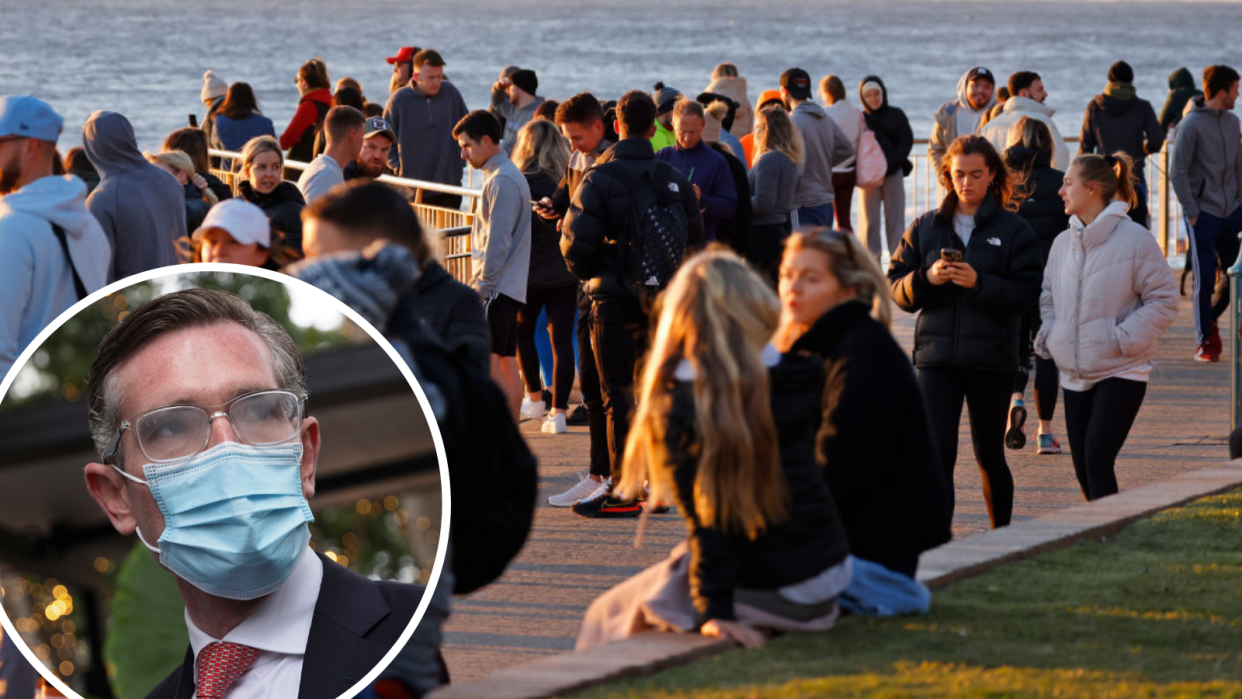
[51, 223, 88, 301]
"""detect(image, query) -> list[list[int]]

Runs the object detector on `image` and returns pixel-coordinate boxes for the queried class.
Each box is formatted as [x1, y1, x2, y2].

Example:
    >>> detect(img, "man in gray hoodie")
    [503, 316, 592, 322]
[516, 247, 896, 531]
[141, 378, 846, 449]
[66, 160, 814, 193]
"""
[490, 67, 545, 156]
[1171, 64, 1242, 363]
[82, 111, 185, 282]
[929, 67, 996, 175]
[383, 49, 469, 209]
[780, 67, 854, 228]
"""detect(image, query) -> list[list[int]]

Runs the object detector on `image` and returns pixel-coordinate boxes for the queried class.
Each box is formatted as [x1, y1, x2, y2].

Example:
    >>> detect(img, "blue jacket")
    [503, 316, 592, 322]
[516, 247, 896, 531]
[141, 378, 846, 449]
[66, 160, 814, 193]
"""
[656, 141, 736, 241]
[211, 113, 277, 152]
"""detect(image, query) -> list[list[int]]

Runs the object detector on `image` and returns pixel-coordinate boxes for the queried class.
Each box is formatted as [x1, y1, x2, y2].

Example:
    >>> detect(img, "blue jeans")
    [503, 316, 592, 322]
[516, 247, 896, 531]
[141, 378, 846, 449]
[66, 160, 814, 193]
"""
[794, 203, 835, 229]
[1187, 207, 1242, 343]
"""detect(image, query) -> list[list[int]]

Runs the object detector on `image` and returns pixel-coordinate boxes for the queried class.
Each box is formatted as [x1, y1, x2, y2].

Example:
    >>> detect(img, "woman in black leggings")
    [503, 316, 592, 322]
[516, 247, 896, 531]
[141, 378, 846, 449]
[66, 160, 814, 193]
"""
[887, 136, 1042, 528]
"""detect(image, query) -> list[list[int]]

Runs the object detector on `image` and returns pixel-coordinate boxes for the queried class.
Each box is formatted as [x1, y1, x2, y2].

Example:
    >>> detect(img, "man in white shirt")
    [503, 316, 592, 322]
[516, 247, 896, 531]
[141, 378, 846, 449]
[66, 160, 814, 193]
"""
[82, 288, 427, 699]
[297, 106, 365, 206]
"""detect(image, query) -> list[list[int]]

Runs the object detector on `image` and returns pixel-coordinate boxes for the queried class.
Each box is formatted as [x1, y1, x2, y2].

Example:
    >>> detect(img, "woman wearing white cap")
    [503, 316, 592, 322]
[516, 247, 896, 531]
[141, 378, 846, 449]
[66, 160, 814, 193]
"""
[193, 198, 297, 269]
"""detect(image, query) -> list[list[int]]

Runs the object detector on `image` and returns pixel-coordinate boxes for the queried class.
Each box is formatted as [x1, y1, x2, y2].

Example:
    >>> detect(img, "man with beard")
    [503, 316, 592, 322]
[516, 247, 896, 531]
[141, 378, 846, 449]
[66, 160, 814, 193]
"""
[0, 94, 110, 377]
[344, 117, 395, 182]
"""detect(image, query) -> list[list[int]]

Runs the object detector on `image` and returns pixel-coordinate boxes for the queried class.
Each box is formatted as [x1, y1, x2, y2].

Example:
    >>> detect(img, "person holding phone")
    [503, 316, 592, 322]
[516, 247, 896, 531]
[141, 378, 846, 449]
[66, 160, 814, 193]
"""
[887, 135, 1042, 528]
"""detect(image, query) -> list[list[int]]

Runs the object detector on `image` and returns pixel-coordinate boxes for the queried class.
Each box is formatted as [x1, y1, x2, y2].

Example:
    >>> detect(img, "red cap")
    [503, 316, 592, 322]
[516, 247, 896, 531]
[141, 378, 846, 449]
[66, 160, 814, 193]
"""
[386, 47, 417, 65]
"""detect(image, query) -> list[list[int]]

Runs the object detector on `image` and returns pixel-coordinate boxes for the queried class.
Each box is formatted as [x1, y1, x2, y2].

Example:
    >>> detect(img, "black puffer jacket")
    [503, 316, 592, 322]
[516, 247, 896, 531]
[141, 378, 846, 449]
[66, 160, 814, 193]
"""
[1079, 83, 1164, 175]
[790, 301, 951, 575]
[1160, 68, 1201, 132]
[412, 260, 491, 376]
[1004, 145, 1069, 260]
[562, 138, 704, 301]
[860, 75, 914, 178]
[524, 170, 577, 290]
[887, 193, 1042, 372]
[238, 180, 305, 254]
[665, 351, 851, 624]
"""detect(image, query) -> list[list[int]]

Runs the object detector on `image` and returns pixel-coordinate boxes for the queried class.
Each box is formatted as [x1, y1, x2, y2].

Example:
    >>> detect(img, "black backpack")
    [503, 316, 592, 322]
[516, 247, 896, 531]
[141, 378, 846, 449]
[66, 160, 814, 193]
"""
[388, 302, 538, 595]
[604, 162, 690, 299]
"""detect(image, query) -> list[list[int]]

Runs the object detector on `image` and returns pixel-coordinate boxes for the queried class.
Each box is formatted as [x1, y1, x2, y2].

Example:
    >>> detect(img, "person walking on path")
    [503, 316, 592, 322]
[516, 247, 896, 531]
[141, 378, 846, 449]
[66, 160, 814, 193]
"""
[1160, 67, 1201, 133]
[887, 135, 1042, 528]
[562, 90, 704, 518]
[1037, 152, 1179, 500]
[821, 75, 862, 233]
[656, 99, 737, 243]
[83, 110, 187, 281]
[0, 95, 110, 378]
[384, 49, 470, 209]
[236, 135, 306, 253]
[929, 67, 996, 175]
[858, 75, 914, 260]
[1078, 61, 1164, 226]
[1002, 118, 1069, 455]
[491, 68, 546, 156]
[704, 62, 753, 138]
[1170, 65, 1242, 363]
[782, 68, 854, 228]
[774, 229, 949, 609]
[576, 251, 853, 650]
[297, 106, 365, 206]
[279, 58, 332, 166]
[747, 105, 801, 282]
[209, 82, 276, 154]
[455, 110, 532, 417]
[980, 71, 1071, 171]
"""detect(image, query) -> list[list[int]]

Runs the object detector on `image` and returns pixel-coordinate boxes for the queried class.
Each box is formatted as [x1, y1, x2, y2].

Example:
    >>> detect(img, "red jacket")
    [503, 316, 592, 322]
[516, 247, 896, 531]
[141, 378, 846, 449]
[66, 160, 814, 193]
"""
[279, 88, 332, 153]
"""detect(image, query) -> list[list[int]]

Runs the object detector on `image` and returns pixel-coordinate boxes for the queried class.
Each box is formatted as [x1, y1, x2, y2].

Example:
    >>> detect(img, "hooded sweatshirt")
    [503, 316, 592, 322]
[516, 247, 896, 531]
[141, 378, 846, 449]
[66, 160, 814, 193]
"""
[1079, 82, 1164, 176]
[1170, 96, 1242, 221]
[83, 111, 186, 282]
[859, 75, 913, 178]
[704, 74, 753, 138]
[929, 69, 997, 173]
[490, 89, 546, 156]
[979, 96, 1071, 171]
[789, 100, 855, 209]
[1160, 68, 1201, 132]
[0, 175, 111, 376]
[384, 80, 469, 186]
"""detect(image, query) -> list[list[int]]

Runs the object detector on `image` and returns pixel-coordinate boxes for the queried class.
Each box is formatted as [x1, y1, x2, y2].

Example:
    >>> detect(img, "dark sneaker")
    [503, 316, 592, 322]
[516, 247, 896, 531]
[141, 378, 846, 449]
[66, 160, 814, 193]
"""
[565, 404, 590, 426]
[573, 494, 642, 518]
[1005, 399, 1027, 450]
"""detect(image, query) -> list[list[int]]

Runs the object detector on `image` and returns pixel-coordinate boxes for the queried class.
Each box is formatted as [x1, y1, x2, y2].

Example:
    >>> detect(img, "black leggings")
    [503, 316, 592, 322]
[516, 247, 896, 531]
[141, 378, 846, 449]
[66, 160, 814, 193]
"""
[1062, 378, 1147, 501]
[1013, 308, 1059, 421]
[919, 367, 1014, 528]
[516, 285, 577, 410]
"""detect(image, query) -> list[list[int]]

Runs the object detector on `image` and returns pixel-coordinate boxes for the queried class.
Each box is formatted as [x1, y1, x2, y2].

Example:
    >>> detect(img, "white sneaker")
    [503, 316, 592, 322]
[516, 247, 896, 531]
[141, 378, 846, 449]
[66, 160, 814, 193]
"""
[520, 397, 546, 421]
[548, 475, 609, 507]
[541, 412, 568, 434]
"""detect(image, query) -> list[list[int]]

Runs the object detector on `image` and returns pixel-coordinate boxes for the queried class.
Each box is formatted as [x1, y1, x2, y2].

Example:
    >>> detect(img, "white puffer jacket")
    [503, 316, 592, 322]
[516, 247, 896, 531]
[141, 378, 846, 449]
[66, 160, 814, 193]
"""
[1035, 200, 1179, 388]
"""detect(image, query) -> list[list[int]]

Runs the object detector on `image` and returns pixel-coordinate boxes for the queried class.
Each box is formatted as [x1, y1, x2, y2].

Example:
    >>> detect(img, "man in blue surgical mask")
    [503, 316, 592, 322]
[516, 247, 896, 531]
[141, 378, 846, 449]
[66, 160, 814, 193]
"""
[82, 288, 427, 699]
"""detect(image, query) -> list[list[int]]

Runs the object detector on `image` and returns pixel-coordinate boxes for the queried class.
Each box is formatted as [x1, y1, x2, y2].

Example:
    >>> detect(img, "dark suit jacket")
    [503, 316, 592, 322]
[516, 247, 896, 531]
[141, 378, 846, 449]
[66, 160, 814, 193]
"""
[144, 552, 424, 699]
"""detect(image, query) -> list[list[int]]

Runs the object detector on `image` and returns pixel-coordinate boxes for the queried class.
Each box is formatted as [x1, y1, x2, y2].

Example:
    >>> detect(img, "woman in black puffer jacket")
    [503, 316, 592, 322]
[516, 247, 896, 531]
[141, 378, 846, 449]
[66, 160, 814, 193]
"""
[1003, 117, 1070, 456]
[887, 135, 1042, 529]
[236, 136, 306, 256]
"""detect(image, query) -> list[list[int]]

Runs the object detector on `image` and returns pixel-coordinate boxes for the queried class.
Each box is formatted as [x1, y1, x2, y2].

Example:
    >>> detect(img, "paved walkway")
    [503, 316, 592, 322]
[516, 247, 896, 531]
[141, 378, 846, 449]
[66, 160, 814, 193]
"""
[442, 297, 1232, 683]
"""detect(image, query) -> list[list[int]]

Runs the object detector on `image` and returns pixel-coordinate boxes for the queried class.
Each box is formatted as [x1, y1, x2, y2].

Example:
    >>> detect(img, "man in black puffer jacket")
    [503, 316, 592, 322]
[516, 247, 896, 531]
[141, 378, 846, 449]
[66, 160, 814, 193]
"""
[1079, 61, 1164, 225]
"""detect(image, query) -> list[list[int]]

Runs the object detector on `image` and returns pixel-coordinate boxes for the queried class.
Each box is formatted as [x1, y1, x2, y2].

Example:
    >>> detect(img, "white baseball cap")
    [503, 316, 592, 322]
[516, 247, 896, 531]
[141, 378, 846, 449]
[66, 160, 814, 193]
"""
[192, 199, 271, 247]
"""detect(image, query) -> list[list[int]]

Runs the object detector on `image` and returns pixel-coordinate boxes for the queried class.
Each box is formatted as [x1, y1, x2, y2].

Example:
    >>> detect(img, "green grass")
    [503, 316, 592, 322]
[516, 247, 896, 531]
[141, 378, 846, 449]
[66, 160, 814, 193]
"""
[577, 491, 1242, 698]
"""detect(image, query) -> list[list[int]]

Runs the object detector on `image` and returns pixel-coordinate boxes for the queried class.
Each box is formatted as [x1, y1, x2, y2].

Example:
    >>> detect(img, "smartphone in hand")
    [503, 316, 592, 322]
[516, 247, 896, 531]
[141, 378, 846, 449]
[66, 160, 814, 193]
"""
[940, 248, 964, 263]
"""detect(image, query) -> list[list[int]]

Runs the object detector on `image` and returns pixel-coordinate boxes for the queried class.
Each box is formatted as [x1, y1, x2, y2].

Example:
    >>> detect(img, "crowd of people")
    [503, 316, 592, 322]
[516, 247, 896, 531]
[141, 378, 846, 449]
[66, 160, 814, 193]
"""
[0, 49, 1239, 694]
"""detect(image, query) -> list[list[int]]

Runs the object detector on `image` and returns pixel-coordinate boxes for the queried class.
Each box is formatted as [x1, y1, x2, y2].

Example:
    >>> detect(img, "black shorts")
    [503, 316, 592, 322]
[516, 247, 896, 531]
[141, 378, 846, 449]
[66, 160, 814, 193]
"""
[486, 293, 522, 357]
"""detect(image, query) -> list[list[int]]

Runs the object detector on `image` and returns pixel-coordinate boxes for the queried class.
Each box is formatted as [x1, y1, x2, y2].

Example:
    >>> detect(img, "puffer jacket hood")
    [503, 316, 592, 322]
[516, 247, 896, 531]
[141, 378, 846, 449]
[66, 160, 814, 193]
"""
[1169, 67, 1196, 91]
[82, 111, 147, 175]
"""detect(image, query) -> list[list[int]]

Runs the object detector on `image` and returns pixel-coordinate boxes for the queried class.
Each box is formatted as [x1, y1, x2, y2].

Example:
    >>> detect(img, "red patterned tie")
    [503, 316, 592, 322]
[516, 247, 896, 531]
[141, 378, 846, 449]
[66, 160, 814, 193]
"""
[195, 641, 260, 699]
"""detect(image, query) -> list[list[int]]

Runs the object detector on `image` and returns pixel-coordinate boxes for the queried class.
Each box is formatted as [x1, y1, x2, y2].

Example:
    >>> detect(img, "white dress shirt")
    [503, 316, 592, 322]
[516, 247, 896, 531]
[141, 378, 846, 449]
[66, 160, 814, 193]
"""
[186, 547, 323, 699]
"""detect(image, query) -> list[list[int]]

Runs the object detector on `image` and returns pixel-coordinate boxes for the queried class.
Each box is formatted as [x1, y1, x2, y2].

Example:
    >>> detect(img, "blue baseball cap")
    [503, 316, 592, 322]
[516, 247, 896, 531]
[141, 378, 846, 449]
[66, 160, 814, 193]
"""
[0, 95, 64, 143]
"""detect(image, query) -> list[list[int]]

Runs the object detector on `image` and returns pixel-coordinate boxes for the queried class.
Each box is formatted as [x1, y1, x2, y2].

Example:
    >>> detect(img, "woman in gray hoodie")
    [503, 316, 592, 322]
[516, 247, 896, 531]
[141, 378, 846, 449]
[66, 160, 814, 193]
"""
[747, 106, 801, 283]
[1037, 152, 1179, 501]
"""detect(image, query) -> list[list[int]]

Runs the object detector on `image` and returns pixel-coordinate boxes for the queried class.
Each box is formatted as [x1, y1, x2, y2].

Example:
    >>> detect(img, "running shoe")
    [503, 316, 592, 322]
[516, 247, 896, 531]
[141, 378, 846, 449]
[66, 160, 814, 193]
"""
[572, 491, 642, 518]
[1195, 340, 1219, 363]
[542, 412, 568, 434]
[565, 404, 590, 426]
[519, 397, 547, 421]
[548, 474, 608, 507]
[1005, 398, 1027, 450]
[1036, 433, 1062, 455]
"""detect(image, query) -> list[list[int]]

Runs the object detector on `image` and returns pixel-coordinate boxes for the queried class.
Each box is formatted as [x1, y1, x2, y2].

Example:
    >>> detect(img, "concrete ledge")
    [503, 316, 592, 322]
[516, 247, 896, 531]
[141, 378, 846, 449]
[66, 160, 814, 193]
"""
[433, 461, 1242, 698]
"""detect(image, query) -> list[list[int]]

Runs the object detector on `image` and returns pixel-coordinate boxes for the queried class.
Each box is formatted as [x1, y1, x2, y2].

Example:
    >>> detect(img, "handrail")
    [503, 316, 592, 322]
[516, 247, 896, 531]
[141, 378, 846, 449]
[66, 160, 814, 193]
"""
[206, 148, 482, 198]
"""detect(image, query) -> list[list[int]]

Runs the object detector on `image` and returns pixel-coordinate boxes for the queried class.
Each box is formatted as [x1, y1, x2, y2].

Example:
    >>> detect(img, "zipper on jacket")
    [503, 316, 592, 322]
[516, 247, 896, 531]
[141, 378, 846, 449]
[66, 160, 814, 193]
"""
[1072, 229, 1085, 378]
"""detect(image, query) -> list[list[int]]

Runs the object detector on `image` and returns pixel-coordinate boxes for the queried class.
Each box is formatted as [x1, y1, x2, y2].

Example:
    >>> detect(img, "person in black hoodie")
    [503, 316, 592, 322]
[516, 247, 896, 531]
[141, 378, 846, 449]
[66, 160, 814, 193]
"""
[887, 135, 1042, 528]
[236, 136, 306, 255]
[1003, 117, 1070, 455]
[1160, 67, 1201, 132]
[858, 75, 914, 260]
[577, 251, 852, 650]
[1079, 61, 1164, 226]
[775, 228, 950, 586]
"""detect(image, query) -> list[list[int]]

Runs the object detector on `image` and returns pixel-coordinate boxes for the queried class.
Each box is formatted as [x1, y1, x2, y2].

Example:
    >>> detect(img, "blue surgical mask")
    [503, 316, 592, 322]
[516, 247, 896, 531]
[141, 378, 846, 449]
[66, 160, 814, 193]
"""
[113, 441, 314, 600]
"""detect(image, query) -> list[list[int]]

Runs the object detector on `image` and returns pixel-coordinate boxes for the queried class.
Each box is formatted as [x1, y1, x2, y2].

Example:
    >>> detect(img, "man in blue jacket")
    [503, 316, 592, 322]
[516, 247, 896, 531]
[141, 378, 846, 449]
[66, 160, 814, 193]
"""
[656, 99, 736, 243]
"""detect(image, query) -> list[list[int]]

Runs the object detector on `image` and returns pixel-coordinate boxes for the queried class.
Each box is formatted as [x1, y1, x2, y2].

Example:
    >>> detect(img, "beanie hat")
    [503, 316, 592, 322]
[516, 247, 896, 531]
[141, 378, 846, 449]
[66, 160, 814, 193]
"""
[201, 70, 227, 103]
[1108, 61, 1134, 84]
[861, 81, 883, 97]
[510, 69, 538, 97]
[702, 101, 727, 143]
[652, 82, 683, 115]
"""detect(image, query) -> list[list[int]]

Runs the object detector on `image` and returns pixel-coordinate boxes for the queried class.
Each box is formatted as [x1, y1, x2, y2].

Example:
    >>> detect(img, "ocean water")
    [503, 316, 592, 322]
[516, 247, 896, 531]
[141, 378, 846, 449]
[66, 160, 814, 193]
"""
[1, 0, 1239, 153]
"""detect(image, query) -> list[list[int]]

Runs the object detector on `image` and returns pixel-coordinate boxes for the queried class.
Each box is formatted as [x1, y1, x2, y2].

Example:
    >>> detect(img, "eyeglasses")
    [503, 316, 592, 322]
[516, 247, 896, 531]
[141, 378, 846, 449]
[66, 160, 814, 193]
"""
[104, 390, 306, 464]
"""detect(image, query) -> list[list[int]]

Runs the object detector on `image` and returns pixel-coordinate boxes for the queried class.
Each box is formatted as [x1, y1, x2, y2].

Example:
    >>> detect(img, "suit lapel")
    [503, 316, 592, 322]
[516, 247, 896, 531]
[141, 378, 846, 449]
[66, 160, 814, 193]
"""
[297, 553, 393, 699]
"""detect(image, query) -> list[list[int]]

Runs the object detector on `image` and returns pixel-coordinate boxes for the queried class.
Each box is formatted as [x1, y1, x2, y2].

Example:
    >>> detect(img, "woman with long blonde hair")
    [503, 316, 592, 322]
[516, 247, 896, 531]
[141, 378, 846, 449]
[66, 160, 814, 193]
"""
[577, 250, 852, 650]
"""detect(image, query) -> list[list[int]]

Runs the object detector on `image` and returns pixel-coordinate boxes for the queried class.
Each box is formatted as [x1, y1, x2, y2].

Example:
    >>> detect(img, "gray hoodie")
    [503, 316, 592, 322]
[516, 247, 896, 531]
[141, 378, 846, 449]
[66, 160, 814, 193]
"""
[490, 88, 546, 156]
[789, 100, 854, 209]
[929, 69, 997, 174]
[83, 111, 186, 281]
[384, 80, 469, 186]
[1170, 96, 1242, 220]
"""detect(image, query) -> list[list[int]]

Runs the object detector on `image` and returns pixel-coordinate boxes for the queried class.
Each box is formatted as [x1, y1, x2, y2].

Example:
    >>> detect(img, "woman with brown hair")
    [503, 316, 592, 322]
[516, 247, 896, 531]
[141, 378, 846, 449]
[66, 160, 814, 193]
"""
[279, 58, 332, 165]
[577, 250, 852, 650]
[748, 106, 803, 281]
[210, 82, 276, 153]
[887, 135, 1042, 529]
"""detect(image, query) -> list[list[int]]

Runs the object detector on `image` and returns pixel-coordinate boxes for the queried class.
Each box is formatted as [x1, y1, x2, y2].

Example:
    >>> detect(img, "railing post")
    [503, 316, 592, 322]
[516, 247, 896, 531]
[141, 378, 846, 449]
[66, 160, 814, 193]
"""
[1231, 236, 1242, 432]
[1158, 146, 1171, 257]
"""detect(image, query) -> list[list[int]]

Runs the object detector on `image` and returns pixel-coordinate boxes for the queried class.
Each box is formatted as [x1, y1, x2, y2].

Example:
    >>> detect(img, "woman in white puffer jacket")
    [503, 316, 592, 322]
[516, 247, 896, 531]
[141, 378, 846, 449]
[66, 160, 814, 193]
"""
[1036, 152, 1179, 501]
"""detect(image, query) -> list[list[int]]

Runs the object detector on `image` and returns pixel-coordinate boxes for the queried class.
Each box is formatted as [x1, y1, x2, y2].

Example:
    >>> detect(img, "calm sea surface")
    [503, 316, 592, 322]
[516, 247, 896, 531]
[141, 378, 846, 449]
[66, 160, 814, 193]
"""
[1, 0, 1240, 153]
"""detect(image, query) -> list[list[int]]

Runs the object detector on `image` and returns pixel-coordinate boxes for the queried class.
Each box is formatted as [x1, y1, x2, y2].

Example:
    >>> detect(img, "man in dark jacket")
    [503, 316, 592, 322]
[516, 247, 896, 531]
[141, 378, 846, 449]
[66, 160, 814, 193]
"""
[561, 90, 703, 517]
[1079, 61, 1165, 226]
